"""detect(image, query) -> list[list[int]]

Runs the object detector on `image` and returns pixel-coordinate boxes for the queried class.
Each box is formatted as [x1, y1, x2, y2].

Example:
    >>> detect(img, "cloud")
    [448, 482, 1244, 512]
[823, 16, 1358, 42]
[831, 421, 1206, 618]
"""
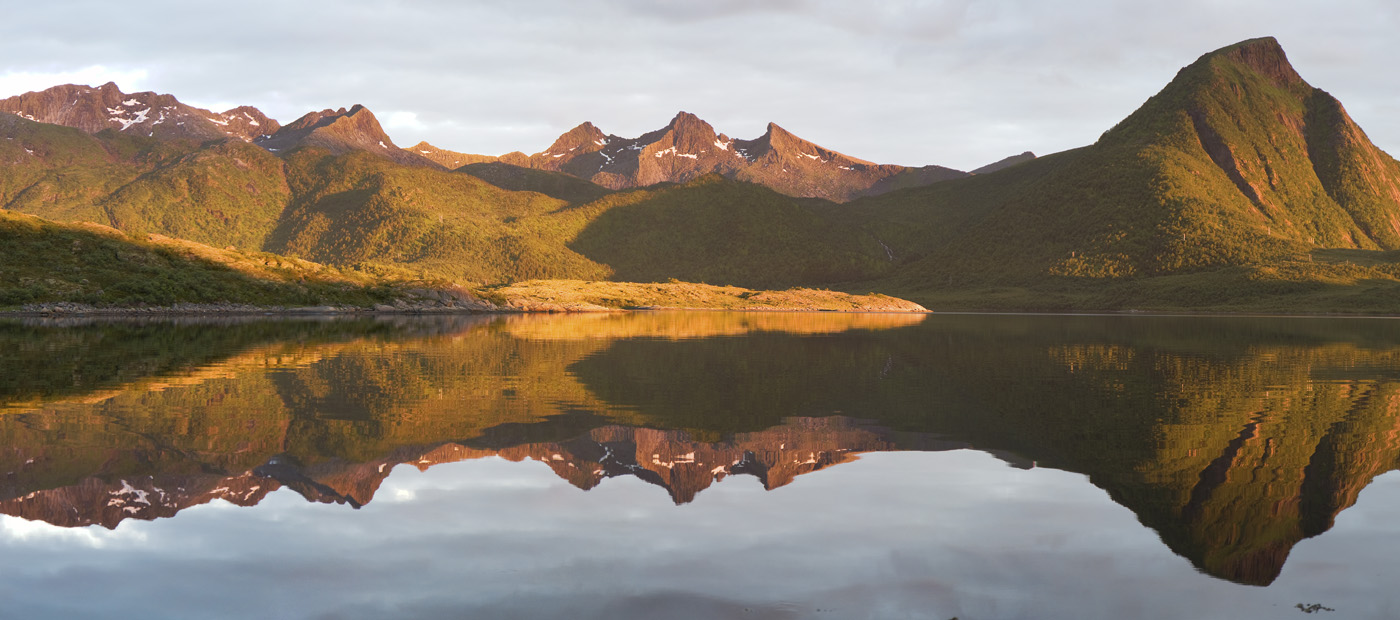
[0, 66, 149, 97]
[0, 0, 1397, 169]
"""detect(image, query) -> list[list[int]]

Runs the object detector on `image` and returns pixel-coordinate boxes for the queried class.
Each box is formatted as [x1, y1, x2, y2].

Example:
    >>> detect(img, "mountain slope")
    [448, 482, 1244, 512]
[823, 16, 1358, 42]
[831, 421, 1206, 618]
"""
[854, 37, 1400, 295]
[970, 151, 1036, 175]
[0, 209, 401, 307]
[568, 175, 893, 288]
[0, 82, 278, 142]
[268, 148, 610, 283]
[456, 161, 613, 204]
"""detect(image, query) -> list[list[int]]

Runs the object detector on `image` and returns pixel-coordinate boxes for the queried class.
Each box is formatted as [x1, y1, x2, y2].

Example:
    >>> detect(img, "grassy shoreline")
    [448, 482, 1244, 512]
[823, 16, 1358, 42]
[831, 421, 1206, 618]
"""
[3, 279, 931, 316]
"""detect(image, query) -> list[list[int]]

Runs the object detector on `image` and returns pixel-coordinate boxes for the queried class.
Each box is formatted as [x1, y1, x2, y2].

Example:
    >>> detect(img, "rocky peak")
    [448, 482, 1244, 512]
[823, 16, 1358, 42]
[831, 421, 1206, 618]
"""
[1213, 36, 1304, 89]
[521, 112, 966, 200]
[256, 104, 439, 168]
[541, 121, 609, 157]
[661, 111, 720, 153]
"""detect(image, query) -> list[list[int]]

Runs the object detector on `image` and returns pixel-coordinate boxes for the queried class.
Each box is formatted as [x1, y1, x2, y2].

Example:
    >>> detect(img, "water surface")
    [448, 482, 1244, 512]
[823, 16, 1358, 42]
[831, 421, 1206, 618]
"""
[2, 312, 1398, 618]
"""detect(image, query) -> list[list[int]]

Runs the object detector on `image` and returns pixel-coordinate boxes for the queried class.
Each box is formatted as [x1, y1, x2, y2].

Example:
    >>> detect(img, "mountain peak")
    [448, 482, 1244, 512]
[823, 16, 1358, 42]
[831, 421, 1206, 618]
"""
[1209, 36, 1303, 89]
[668, 111, 704, 127]
[541, 121, 608, 156]
[256, 104, 439, 168]
[662, 111, 718, 145]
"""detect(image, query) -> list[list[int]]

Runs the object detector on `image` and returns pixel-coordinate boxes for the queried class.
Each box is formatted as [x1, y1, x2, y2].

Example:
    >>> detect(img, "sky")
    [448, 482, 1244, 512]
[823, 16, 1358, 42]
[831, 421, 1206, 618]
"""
[7, 454, 1398, 617]
[1, 0, 1398, 170]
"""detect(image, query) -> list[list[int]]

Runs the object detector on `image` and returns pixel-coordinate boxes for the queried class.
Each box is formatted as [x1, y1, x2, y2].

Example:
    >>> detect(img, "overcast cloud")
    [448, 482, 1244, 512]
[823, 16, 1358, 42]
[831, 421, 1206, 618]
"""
[1, 0, 1396, 169]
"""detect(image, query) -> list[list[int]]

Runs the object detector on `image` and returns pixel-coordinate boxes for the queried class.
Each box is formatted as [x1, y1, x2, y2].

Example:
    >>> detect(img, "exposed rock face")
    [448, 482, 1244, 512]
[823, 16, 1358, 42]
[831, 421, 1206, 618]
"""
[460, 112, 969, 202]
[0, 82, 280, 142]
[256, 105, 440, 168]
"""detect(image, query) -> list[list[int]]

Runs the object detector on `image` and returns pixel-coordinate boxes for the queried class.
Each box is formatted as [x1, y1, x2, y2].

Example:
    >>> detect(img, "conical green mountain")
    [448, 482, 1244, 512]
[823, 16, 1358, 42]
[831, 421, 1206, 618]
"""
[858, 37, 1400, 288]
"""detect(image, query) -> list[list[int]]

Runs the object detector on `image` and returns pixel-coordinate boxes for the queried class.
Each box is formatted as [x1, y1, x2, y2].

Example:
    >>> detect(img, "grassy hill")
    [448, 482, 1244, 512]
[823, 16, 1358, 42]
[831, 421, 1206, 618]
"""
[269, 148, 610, 284]
[0, 209, 401, 308]
[847, 37, 1400, 312]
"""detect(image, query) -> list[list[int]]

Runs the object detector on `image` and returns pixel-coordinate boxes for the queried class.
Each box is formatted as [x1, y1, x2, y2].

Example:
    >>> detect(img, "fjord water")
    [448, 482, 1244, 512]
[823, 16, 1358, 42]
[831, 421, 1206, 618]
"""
[2, 313, 1399, 619]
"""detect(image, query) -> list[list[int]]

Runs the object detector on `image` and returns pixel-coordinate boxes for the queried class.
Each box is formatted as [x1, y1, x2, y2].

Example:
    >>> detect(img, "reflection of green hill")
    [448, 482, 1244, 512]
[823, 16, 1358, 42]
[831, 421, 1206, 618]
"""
[569, 315, 1400, 585]
[3, 314, 1400, 585]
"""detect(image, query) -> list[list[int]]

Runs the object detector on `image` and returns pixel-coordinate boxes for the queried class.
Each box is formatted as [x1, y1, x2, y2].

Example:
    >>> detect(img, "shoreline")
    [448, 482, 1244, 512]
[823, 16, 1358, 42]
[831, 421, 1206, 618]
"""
[0, 303, 933, 318]
[6, 304, 1400, 320]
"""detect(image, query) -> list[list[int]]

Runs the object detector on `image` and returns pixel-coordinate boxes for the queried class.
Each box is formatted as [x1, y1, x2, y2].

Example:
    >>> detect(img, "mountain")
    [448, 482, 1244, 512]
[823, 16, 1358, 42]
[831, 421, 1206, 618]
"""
[0, 82, 278, 142]
[472, 112, 969, 202]
[256, 105, 440, 168]
[8, 37, 1400, 313]
[2, 106, 876, 289]
[854, 37, 1400, 308]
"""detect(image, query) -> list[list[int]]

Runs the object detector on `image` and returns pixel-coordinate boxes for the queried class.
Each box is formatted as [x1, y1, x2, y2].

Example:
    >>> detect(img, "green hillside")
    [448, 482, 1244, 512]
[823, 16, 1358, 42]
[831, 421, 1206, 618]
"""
[0, 209, 399, 308]
[849, 37, 1400, 311]
[269, 148, 610, 284]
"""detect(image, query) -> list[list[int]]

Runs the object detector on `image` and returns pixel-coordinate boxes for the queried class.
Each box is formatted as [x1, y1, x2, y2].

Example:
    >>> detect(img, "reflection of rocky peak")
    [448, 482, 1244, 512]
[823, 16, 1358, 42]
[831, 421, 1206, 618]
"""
[0, 417, 979, 528]
[480, 417, 974, 504]
[0, 473, 272, 530]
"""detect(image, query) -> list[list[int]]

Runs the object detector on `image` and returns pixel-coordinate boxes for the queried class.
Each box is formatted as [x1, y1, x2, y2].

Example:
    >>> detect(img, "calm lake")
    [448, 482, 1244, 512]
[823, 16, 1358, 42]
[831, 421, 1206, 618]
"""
[2, 312, 1398, 619]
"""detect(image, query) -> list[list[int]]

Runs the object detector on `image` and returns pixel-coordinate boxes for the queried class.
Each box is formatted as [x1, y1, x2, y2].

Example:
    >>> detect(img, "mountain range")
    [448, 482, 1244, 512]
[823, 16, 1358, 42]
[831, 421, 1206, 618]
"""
[0, 84, 991, 202]
[5, 36, 1400, 312]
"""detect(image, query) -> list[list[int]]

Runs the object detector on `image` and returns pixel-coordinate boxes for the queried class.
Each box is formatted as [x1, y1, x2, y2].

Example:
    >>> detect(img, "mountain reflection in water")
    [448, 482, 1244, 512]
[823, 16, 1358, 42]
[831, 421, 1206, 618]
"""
[2, 311, 1400, 591]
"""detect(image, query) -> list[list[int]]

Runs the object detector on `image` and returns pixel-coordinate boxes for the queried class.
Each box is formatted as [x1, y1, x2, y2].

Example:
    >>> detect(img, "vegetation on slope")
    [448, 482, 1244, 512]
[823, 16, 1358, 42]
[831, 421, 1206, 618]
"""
[270, 148, 610, 283]
[457, 161, 612, 205]
[0, 209, 400, 308]
[568, 175, 891, 289]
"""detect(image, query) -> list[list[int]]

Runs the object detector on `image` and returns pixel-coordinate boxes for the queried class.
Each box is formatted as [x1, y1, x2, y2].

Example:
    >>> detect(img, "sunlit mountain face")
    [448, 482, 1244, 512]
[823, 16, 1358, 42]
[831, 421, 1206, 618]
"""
[3, 312, 1400, 593]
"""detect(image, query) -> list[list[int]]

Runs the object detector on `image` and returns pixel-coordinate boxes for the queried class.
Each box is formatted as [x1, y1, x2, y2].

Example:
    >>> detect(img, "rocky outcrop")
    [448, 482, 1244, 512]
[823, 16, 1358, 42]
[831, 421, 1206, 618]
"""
[0, 82, 279, 142]
[256, 105, 439, 168]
